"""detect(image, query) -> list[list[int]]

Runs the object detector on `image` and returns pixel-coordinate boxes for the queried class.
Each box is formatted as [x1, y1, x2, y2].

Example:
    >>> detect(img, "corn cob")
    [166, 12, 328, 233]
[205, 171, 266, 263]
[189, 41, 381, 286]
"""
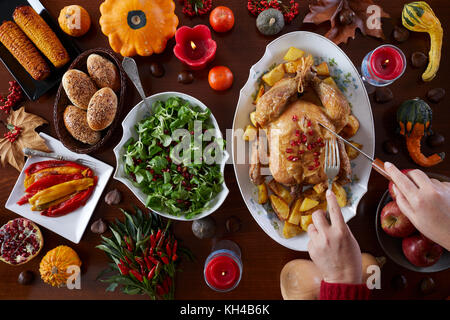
[13, 5, 69, 68]
[0, 21, 50, 81]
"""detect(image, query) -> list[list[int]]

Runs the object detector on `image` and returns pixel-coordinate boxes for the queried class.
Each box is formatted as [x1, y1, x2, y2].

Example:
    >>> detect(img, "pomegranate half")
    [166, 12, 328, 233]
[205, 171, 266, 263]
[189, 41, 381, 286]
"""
[0, 218, 44, 265]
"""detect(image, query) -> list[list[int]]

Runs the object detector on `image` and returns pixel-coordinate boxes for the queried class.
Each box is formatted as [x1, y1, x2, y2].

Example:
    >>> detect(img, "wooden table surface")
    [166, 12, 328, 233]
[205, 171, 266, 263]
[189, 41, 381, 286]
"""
[0, 0, 449, 300]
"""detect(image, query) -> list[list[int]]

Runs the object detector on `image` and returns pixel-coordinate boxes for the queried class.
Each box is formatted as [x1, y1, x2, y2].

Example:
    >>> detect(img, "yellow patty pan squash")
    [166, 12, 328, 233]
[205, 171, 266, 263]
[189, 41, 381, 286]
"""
[99, 0, 179, 57]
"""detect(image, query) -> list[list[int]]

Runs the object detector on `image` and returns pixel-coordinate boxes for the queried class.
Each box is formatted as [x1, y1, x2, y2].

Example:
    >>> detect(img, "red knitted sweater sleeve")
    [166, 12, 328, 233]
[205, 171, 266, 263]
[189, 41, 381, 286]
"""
[319, 280, 371, 300]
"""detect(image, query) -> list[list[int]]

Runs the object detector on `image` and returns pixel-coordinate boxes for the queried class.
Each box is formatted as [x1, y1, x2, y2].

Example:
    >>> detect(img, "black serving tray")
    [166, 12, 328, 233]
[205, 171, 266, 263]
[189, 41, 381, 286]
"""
[0, 0, 80, 101]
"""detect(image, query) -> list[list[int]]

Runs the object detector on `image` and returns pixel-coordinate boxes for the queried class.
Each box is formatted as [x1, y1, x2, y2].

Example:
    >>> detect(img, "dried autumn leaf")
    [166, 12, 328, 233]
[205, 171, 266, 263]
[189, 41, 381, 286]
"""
[0, 106, 50, 171]
[303, 0, 390, 45]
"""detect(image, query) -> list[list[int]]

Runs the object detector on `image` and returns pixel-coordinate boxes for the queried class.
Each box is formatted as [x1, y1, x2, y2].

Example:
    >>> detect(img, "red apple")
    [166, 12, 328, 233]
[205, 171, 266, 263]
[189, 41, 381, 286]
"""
[380, 201, 416, 237]
[388, 169, 414, 201]
[402, 234, 443, 267]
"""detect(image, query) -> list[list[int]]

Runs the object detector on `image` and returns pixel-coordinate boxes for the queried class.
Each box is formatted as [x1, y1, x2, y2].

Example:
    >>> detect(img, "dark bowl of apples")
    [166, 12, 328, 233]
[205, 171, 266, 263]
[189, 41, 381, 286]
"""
[375, 172, 450, 273]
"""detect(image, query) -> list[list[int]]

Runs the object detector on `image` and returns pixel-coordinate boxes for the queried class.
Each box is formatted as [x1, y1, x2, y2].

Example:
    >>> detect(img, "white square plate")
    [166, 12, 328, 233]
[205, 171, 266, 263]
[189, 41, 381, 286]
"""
[5, 133, 113, 243]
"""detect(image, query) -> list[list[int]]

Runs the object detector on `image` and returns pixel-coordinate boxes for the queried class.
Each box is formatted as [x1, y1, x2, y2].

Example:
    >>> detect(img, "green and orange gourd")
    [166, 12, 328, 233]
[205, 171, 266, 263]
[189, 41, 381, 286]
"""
[397, 98, 444, 167]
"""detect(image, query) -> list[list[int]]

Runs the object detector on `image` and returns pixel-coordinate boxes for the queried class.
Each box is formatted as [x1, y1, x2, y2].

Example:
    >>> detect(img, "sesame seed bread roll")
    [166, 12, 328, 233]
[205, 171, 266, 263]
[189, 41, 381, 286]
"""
[87, 87, 117, 131]
[64, 105, 101, 145]
[62, 69, 97, 110]
[87, 54, 120, 91]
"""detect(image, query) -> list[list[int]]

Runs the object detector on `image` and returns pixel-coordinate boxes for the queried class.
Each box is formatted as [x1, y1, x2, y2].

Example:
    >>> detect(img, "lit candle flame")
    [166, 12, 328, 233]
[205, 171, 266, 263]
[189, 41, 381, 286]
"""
[382, 59, 390, 68]
[221, 271, 226, 276]
[190, 41, 196, 50]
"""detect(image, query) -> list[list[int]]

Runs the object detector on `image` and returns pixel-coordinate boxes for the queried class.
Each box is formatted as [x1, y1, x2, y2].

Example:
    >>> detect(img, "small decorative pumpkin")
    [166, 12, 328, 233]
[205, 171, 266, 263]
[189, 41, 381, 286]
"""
[256, 9, 285, 36]
[39, 245, 82, 287]
[397, 98, 444, 167]
[99, 0, 179, 57]
[58, 5, 91, 37]
[402, 2, 442, 81]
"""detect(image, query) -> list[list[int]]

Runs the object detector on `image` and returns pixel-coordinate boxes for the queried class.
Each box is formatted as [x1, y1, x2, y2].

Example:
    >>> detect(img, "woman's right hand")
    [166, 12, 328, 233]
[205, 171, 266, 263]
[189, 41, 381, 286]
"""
[384, 162, 450, 250]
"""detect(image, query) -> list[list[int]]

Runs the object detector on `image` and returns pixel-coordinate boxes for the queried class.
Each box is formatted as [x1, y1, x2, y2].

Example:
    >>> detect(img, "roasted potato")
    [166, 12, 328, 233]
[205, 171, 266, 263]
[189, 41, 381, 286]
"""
[315, 62, 330, 76]
[332, 182, 347, 207]
[283, 47, 305, 61]
[257, 183, 268, 204]
[302, 187, 325, 202]
[300, 214, 313, 232]
[313, 182, 327, 195]
[283, 221, 303, 238]
[262, 64, 285, 86]
[284, 59, 302, 74]
[287, 197, 303, 225]
[322, 76, 337, 87]
[270, 194, 290, 221]
[345, 141, 363, 160]
[341, 115, 360, 138]
[253, 84, 265, 105]
[243, 125, 257, 141]
[299, 197, 319, 212]
[268, 179, 293, 204]
[250, 111, 258, 127]
[301, 201, 327, 215]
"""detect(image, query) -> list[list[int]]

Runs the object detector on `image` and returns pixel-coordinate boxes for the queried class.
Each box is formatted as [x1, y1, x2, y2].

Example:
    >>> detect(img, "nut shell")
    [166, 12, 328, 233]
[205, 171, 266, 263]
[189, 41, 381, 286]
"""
[63, 105, 101, 145]
[87, 54, 120, 91]
[87, 87, 118, 131]
[62, 69, 97, 110]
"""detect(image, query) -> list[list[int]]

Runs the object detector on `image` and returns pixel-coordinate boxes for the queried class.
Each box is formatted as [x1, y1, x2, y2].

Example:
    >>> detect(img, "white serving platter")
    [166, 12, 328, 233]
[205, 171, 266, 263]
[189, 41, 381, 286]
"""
[5, 133, 113, 243]
[232, 31, 375, 251]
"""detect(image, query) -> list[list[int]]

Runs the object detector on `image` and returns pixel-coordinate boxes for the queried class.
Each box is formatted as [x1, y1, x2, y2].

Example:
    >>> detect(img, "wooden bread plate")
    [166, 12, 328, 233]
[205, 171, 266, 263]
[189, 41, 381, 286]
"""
[53, 47, 126, 154]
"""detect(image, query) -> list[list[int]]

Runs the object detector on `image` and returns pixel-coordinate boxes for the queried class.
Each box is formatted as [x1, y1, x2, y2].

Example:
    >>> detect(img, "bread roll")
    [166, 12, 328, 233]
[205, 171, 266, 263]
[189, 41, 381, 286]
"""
[87, 87, 117, 131]
[87, 54, 120, 91]
[62, 69, 97, 110]
[64, 105, 101, 145]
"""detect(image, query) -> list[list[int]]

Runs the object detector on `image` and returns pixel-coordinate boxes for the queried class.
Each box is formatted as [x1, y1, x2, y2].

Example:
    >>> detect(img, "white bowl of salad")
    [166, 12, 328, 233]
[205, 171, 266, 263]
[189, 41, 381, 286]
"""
[113, 92, 229, 221]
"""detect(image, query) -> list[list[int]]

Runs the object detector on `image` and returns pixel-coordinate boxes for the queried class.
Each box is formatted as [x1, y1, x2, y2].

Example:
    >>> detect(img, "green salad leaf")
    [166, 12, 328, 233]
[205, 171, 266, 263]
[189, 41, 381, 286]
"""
[123, 97, 224, 219]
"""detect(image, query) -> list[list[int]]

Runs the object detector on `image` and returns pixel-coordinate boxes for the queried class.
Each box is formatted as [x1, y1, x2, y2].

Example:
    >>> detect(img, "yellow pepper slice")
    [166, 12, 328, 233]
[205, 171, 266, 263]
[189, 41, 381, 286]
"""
[29, 178, 94, 207]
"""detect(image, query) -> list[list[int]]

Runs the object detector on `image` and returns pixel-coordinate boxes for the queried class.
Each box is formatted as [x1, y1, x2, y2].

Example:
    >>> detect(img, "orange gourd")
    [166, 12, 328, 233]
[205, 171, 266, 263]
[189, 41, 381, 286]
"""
[58, 5, 91, 37]
[39, 245, 82, 287]
[99, 0, 179, 57]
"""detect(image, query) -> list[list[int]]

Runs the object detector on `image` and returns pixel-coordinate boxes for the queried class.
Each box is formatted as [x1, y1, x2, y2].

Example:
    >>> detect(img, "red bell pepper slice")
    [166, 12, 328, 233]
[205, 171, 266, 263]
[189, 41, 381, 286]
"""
[41, 176, 97, 217]
[24, 160, 87, 177]
[25, 173, 84, 194]
[17, 194, 33, 205]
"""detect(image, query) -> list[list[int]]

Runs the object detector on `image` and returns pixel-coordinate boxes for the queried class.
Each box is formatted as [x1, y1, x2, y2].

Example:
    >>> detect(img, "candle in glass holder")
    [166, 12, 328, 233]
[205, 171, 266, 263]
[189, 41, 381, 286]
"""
[173, 25, 217, 70]
[204, 240, 242, 292]
[361, 44, 406, 87]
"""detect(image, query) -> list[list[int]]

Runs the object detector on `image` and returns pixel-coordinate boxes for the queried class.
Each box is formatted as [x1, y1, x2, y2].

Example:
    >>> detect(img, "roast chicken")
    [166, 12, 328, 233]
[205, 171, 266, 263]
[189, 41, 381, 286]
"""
[250, 55, 354, 188]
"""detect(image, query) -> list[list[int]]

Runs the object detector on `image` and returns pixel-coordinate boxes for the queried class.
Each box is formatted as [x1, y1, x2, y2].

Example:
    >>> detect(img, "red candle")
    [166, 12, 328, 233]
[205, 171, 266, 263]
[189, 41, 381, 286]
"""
[204, 251, 241, 291]
[173, 25, 217, 70]
[370, 45, 405, 81]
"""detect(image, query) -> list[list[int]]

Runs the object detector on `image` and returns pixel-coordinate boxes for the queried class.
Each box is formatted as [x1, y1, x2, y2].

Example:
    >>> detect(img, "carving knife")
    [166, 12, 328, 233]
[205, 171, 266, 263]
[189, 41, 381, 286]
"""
[317, 122, 391, 181]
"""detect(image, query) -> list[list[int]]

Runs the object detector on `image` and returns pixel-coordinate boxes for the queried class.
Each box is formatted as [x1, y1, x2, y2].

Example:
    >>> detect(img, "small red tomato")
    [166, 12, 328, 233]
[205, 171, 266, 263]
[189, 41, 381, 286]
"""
[208, 66, 233, 91]
[209, 6, 235, 33]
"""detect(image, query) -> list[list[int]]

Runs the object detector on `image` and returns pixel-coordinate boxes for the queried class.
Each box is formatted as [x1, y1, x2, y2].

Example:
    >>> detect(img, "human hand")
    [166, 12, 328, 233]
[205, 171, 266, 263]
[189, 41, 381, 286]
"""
[384, 162, 450, 250]
[307, 190, 362, 284]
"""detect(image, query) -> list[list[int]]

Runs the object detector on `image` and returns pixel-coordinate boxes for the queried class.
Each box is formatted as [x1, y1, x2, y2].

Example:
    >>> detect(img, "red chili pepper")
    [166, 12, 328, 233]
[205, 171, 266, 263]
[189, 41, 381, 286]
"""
[148, 256, 159, 266]
[172, 240, 178, 256]
[25, 160, 87, 176]
[149, 247, 154, 255]
[172, 254, 178, 262]
[129, 270, 143, 282]
[135, 256, 145, 270]
[124, 236, 133, 251]
[41, 182, 96, 217]
[156, 284, 165, 296]
[155, 229, 162, 243]
[117, 262, 129, 275]
[161, 256, 169, 265]
[124, 256, 133, 266]
[147, 265, 156, 280]
[150, 234, 156, 247]
[144, 256, 153, 270]
[165, 243, 172, 258]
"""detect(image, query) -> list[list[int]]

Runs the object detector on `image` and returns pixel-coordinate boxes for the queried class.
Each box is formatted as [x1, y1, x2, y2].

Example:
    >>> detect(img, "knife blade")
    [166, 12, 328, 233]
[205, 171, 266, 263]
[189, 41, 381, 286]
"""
[317, 122, 391, 181]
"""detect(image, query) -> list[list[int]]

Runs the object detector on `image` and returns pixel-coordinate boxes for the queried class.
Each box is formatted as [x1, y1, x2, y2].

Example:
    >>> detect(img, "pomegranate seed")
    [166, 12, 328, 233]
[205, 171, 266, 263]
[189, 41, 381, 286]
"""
[287, 155, 294, 161]
[315, 162, 321, 168]
[307, 120, 312, 127]
[295, 130, 300, 136]
[308, 130, 314, 136]
[286, 148, 293, 153]
[317, 137, 323, 143]
[314, 152, 320, 156]
[320, 142, 325, 147]
[301, 136, 307, 143]
[307, 144, 313, 150]
[308, 165, 315, 171]
[292, 115, 298, 121]
[298, 150, 305, 155]
[290, 140, 296, 146]
[310, 142, 317, 148]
